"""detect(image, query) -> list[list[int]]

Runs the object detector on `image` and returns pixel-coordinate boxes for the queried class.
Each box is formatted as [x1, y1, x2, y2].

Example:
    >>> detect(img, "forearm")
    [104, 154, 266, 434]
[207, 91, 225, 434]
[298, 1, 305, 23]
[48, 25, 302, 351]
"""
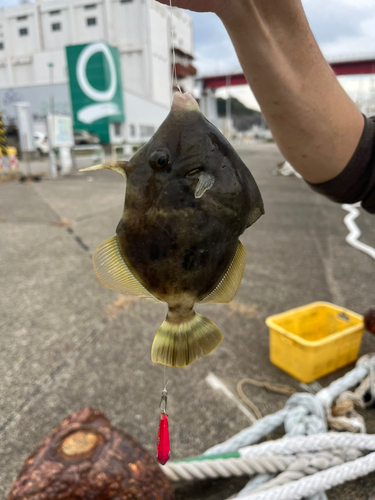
[218, 0, 364, 183]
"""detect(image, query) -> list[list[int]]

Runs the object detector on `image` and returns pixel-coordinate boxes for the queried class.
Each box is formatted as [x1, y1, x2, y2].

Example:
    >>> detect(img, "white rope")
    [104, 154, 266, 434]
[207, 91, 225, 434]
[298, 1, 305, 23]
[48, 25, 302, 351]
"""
[236, 452, 375, 500]
[161, 356, 375, 499]
[236, 475, 275, 497]
[342, 203, 375, 260]
[162, 454, 295, 482]
[162, 446, 365, 484]
[204, 358, 374, 456]
[204, 409, 288, 455]
[249, 449, 363, 493]
[240, 433, 375, 457]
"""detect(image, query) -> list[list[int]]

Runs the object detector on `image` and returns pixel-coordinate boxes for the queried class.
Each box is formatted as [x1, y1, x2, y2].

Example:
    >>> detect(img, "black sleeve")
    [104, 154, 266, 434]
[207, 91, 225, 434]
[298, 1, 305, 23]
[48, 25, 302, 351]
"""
[306, 115, 375, 214]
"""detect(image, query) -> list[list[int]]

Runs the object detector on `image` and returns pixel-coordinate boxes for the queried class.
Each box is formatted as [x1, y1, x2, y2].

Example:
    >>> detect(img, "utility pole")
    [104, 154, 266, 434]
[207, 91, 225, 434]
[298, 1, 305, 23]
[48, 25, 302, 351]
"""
[226, 74, 231, 140]
[47, 62, 57, 177]
[0, 111, 8, 171]
[48, 62, 55, 117]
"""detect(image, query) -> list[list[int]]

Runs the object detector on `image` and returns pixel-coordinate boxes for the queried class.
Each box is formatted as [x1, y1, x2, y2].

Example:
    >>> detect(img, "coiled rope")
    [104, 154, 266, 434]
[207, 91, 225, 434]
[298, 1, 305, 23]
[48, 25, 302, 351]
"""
[161, 355, 375, 499]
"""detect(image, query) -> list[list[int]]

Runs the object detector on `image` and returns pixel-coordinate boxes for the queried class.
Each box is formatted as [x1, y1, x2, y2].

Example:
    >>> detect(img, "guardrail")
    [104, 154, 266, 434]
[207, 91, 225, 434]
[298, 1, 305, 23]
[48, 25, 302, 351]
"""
[72, 145, 104, 167]
[111, 143, 143, 162]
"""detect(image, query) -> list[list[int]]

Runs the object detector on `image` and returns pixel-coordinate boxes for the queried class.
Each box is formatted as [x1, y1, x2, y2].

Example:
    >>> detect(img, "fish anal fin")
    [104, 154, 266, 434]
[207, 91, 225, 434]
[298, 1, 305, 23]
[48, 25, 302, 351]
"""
[199, 241, 247, 304]
[151, 313, 222, 367]
[92, 235, 160, 303]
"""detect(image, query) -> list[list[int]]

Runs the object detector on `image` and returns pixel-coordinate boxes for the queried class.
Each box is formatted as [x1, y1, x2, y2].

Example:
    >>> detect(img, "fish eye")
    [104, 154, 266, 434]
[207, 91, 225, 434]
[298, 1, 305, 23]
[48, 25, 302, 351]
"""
[149, 151, 169, 170]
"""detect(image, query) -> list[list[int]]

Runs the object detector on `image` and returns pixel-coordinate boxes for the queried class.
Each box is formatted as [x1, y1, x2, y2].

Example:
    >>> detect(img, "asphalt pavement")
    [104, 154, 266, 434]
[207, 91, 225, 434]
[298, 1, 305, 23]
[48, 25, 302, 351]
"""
[1, 142, 375, 499]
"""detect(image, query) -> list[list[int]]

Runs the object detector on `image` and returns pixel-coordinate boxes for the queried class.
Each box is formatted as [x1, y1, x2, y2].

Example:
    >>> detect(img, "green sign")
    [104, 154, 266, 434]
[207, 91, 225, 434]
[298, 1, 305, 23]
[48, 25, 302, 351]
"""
[66, 42, 125, 143]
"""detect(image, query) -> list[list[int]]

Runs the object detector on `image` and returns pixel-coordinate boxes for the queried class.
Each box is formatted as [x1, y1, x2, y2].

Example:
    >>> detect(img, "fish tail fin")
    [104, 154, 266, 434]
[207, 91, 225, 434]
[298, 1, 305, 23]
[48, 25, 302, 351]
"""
[151, 312, 222, 368]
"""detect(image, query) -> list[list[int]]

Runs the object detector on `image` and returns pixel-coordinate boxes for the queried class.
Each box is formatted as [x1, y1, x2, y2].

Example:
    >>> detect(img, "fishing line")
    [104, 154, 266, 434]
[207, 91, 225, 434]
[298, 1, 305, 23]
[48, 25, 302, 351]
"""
[169, 0, 182, 98]
[155, 1, 184, 464]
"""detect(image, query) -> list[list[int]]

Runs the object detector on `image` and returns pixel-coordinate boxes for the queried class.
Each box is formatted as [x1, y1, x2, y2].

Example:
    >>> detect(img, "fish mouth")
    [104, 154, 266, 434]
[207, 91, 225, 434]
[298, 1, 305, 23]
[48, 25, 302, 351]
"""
[172, 92, 200, 113]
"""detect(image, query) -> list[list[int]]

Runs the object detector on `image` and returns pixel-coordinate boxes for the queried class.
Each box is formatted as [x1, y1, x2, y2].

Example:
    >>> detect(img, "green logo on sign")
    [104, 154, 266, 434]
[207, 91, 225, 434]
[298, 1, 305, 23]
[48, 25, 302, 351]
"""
[66, 42, 125, 143]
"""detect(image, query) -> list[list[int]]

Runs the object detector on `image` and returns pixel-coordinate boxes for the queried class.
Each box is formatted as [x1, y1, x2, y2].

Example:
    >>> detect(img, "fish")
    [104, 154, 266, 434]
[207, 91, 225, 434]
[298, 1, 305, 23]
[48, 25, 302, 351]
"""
[81, 92, 264, 368]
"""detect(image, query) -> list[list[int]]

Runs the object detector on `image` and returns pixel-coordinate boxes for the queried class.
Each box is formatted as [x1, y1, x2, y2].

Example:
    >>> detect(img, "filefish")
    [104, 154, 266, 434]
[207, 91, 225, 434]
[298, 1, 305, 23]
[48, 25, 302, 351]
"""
[82, 92, 264, 368]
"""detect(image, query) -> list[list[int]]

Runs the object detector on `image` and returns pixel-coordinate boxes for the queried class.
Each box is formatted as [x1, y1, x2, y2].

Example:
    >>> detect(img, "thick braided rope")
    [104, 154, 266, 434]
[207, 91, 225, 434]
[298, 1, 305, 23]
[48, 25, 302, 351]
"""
[204, 409, 288, 455]
[162, 446, 364, 484]
[235, 359, 375, 498]
[316, 361, 371, 409]
[250, 449, 363, 493]
[162, 454, 294, 482]
[236, 474, 275, 497]
[205, 359, 374, 457]
[236, 451, 375, 500]
[240, 432, 375, 457]
[283, 393, 327, 436]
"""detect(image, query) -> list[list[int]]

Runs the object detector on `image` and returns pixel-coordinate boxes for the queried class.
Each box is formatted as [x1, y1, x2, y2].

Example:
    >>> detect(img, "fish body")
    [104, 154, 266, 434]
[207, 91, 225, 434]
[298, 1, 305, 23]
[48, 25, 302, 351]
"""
[83, 93, 264, 367]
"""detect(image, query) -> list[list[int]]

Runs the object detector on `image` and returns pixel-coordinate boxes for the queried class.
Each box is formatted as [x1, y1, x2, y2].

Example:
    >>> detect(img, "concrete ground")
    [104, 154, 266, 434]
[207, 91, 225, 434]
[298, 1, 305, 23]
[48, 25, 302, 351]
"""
[1, 142, 375, 499]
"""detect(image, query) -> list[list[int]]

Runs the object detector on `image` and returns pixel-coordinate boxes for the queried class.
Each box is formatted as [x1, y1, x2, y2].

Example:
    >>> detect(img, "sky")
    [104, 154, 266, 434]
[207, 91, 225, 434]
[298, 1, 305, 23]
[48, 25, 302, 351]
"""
[2, 0, 375, 111]
[189, 0, 375, 110]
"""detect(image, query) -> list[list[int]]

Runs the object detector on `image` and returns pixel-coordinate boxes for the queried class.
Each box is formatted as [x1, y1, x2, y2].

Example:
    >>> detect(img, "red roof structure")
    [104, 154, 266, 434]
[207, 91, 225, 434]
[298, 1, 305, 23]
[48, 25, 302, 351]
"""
[200, 58, 375, 89]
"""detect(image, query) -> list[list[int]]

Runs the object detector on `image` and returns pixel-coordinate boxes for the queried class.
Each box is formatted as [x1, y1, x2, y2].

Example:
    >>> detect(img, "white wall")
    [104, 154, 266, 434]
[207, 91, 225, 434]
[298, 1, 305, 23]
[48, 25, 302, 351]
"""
[12, 61, 34, 86]
[148, 1, 171, 107]
[33, 51, 67, 86]
[0, 66, 10, 87]
[0, 0, 191, 143]
[113, 0, 151, 99]
[2, 5, 40, 58]
[124, 89, 169, 143]
[112, 0, 144, 49]
[0, 83, 71, 125]
[0, 0, 193, 105]
[40, 4, 72, 51]
[73, 1, 106, 45]
[121, 50, 149, 97]
[169, 6, 193, 56]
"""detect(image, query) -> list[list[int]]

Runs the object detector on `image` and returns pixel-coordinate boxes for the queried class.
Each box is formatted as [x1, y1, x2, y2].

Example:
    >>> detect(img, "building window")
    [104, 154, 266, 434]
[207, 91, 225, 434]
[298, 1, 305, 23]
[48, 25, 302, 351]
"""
[129, 124, 136, 137]
[84, 4, 97, 9]
[121, 0, 133, 3]
[19, 28, 28, 36]
[17, 15, 28, 21]
[140, 125, 155, 138]
[51, 23, 61, 31]
[0, 42, 3, 50]
[49, 10, 61, 15]
[113, 122, 122, 136]
[86, 17, 97, 26]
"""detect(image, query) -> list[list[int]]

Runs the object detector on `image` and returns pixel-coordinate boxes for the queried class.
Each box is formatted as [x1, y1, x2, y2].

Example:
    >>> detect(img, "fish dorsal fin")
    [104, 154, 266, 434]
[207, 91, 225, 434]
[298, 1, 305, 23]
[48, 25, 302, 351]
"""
[92, 236, 161, 303]
[199, 241, 247, 304]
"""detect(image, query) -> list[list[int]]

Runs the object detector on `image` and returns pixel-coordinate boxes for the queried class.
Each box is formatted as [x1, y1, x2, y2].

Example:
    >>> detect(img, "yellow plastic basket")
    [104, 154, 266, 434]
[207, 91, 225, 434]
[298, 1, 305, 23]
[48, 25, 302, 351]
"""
[266, 302, 364, 383]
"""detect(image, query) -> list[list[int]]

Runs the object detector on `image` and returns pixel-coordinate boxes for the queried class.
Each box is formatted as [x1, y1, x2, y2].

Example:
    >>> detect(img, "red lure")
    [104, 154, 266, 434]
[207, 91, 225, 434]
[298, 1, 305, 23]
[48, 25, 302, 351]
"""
[156, 387, 170, 465]
[156, 412, 170, 465]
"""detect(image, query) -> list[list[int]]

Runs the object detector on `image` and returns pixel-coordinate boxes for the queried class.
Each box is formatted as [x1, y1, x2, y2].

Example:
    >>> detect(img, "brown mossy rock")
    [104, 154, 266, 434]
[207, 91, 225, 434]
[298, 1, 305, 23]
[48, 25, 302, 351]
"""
[8, 407, 174, 500]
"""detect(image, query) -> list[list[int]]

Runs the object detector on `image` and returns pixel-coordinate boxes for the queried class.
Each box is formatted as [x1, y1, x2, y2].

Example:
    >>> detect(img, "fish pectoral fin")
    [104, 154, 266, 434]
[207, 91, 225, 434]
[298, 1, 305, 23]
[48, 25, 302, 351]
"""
[92, 235, 160, 303]
[151, 313, 222, 367]
[194, 171, 215, 199]
[199, 240, 247, 304]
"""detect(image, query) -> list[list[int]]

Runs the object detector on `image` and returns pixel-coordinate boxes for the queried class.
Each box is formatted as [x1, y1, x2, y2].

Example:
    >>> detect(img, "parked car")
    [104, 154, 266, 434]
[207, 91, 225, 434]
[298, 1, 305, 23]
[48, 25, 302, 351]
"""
[34, 132, 49, 156]
[74, 130, 100, 145]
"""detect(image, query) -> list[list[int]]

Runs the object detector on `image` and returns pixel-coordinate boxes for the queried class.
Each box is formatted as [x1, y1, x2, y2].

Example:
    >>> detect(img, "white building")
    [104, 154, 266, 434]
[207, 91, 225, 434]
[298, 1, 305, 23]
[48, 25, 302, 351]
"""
[0, 0, 196, 143]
